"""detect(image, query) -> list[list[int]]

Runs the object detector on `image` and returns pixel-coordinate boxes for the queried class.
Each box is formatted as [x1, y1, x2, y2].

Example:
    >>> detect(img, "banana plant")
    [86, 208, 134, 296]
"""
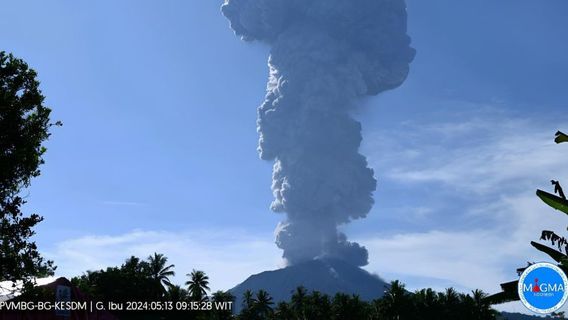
[487, 131, 568, 305]
[537, 189, 568, 216]
[556, 131, 568, 144]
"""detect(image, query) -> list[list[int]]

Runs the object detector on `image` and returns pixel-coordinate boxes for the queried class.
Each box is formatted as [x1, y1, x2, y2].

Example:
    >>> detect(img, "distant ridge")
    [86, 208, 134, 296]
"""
[230, 260, 553, 319]
[229, 259, 387, 311]
[498, 312, 555, 320]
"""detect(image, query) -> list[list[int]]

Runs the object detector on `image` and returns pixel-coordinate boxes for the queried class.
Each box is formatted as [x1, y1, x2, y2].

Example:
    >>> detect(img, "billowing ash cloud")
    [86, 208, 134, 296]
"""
[222, 0, 415, 266]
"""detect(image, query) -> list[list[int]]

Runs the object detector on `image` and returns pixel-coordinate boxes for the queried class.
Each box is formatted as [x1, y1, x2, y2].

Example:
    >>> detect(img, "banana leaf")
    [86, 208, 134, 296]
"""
[484, 280, 519, 305]
[536, 189, 568, 215]
[555, 131, 568, 144]
[531, 241, 566, 262]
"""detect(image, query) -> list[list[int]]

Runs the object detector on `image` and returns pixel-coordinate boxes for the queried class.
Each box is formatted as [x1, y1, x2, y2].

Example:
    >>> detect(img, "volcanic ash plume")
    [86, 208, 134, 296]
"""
[222, 0, 415, 267]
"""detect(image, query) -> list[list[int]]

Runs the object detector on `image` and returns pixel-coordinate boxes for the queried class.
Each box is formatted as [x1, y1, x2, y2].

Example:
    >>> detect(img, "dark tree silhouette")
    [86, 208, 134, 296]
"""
[273, 301, 294, 320]
[0, 51, 58, 287]
[147, 252, 175, 294]
[381, 280, 412, 320]
[166, 284, 189, 302]
[290, 285, 308, 318]
[211, 290, 235, 320]
[186, 269, 210, 302]
[66, 257, 498, 320]
[72, 256, 155, 303]
[239, 289, 256, 319]
[236, 284, 497, 320]
[253, 289, 274, 318]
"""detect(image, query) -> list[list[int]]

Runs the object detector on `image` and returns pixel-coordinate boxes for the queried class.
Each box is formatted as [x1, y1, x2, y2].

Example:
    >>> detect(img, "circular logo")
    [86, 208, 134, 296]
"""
[518, 262, 568, 314]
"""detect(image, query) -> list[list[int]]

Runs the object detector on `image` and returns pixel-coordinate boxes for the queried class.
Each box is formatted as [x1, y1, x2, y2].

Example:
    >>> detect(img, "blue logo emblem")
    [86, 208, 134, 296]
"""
[518, 262, 568, 314]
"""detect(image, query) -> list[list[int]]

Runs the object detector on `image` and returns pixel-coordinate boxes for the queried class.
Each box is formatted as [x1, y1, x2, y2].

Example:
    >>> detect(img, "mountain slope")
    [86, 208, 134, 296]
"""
[229, 258, 387, 311]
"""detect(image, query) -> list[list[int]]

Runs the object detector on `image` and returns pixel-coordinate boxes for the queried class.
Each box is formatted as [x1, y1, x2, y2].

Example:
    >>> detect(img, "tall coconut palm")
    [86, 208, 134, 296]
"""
[242, 289, 256, 310]
[254, 289, 274, 318]
[211, 290, 235, 320]
[439, 287, 461, 319]
[239, 289, 256, 319]
[147, 253, 175, 289]
[185, 269, 210, 301]
[291, 286, 307, 317]
[414, 288, 440, 319]
[273, 301, 293, 320]
[471, 289, 497, 320]
[383, 280, 411, 320]
[307, 291, 331, 319]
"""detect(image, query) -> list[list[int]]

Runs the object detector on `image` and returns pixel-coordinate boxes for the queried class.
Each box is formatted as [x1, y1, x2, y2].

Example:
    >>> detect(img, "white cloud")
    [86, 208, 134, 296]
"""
[358, 105, 568, 313]
[42, 104, 568, 316]
[367, 106, 568, 196]
[358, 192, 564, 290]
[47, 229, 283, 292]
[360, 230, 508, 292]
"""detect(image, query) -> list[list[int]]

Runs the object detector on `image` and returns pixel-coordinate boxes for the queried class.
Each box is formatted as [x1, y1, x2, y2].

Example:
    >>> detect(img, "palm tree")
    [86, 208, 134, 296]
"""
[369, 298, 385, 320]
[471, 289, 497, 320]
[212, 290, 235, 304]
[147, 253, 175, 289]
[122, 256, 146, 274]
[291, 286, 307, 317]
[212, 290, 235, 320]
[239, 289, 256, 319]
[414, 288, 440, 319]
[273, 301, 294, 320]
[306, 291, 331, 319]
[166, 284, 189, 302]
[254, 290, 274, 318]
[242, 289, 256, 310]
[185, 269, 210, 302]
[383, 280, 411, 320]
[439, 287, 460, 319]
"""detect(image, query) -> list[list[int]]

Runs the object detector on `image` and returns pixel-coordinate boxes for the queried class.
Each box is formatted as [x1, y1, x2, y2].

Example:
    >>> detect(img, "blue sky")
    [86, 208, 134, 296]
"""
[2, 0, 568, 314]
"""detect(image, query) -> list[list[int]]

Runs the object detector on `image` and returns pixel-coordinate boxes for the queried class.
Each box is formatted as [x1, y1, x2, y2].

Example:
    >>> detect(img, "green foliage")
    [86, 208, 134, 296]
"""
[67, 255, 495, 319]
[186, 269, 211, 302]
[71, 253, 177, 302]
[211, 290, 236, 320]
[72, 256, 158, 302]
[555, 131, 568, 144]
[239, 282, 497, 320]
[0, 51, 57, 285]
[537, 189, 568, 215]
[71, 254, 196, 320]
[488, 131, 568, 305]
[147, 252, 176, 293]
[532, 138, 568, 270]
[531, 241, 565, 263]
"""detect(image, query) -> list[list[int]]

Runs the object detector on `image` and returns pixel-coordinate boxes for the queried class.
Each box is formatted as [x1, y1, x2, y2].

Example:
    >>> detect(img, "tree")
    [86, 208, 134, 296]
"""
[381, 280, 412, 320]
[71, 255, 158, 303]
[0, 51, 58, 286]
[211, 290, 235, 320]
[414, 288, 440, 319]
[470, 289, 496, 320]
[290, 286, 308, 317]
[239, 289, 256, 319]
[147, 252, 175, 294]
[186, 269, 210, 302]
[305, 290, 331, 319]
[253, 289, 274, 318]
[273, 301, 294, 320]
[487, 131, 568, 305]
[166, 284, 189, 302]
